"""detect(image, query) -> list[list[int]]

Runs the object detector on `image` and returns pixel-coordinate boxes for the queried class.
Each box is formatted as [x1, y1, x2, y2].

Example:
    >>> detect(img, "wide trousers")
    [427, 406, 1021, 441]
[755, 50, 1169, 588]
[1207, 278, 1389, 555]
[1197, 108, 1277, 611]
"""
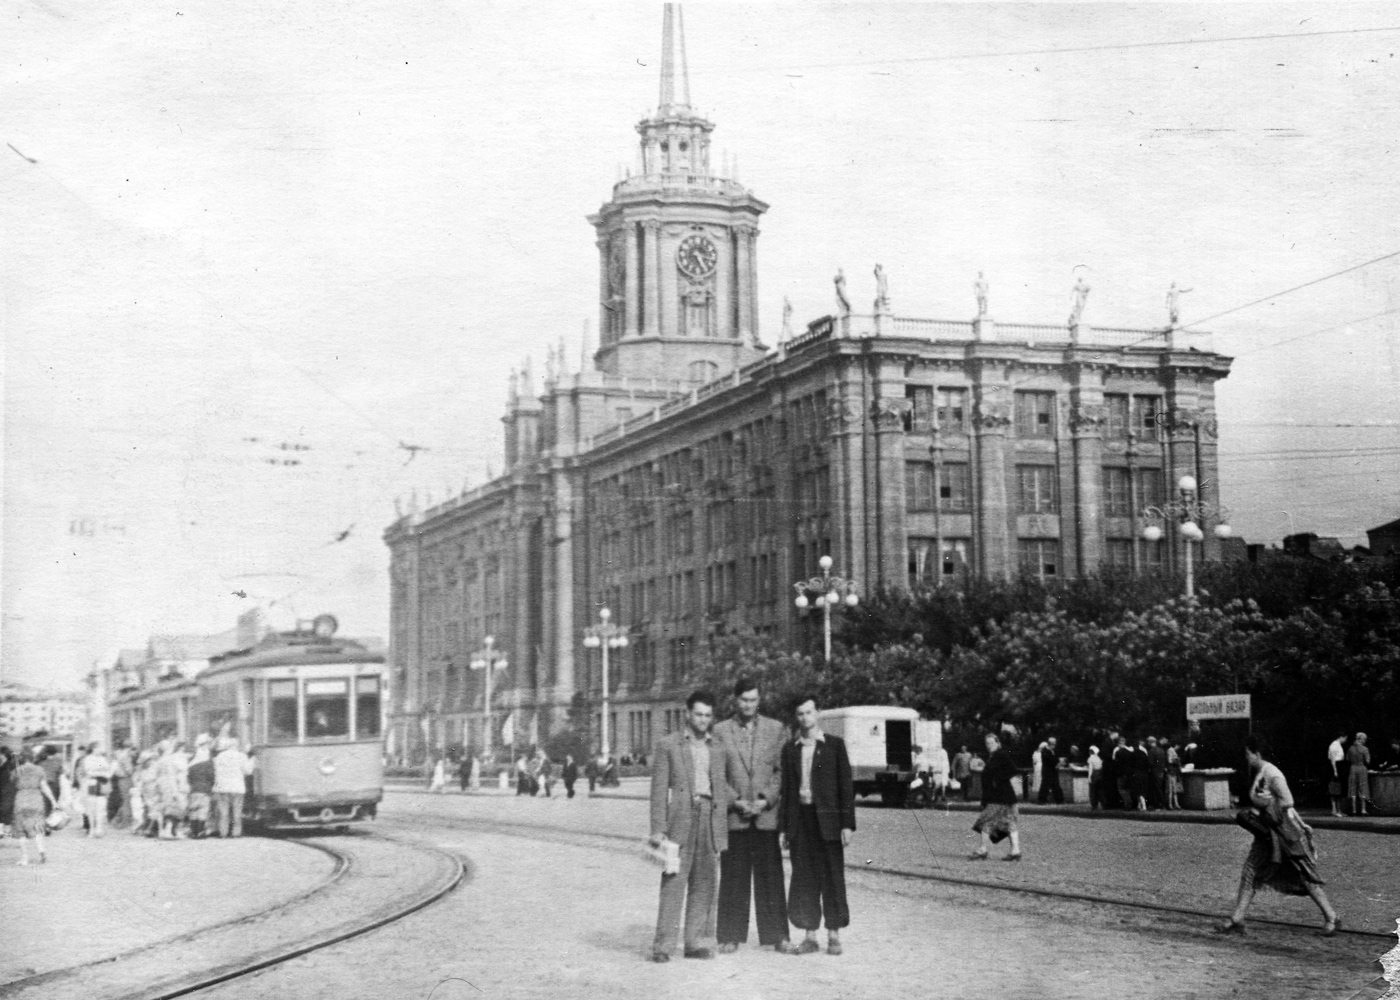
[213, 792, 244, 837]
[653, 800, 719, 956]
[787, 805, 849, 931]
[717, 827, 788, 945]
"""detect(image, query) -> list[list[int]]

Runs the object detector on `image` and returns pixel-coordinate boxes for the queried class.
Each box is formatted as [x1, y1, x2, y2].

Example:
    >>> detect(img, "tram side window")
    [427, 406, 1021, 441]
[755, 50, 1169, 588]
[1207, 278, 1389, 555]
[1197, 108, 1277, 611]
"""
[269, 680, 299, 743]
[305, 679, 350, 739]
[356, 677, 381, 738]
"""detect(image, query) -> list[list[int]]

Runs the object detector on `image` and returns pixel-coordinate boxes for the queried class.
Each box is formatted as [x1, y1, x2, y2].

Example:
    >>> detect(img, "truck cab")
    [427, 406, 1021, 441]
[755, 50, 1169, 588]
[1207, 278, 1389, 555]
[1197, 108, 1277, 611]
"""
[818, 706, 943, 807]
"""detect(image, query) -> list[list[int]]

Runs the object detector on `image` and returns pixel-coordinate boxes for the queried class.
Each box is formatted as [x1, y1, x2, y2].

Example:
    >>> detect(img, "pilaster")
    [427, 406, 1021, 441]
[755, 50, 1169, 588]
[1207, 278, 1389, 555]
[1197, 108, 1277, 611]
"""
[972, 373, 1014, 580]
[1069, 381, 1108, 577]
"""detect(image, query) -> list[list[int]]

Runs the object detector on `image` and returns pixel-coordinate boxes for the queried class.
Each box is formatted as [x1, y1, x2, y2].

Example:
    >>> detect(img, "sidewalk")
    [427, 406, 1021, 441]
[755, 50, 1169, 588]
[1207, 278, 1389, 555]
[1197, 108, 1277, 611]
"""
[0, 825, 336, 986]
[388, 778, 1400, 833]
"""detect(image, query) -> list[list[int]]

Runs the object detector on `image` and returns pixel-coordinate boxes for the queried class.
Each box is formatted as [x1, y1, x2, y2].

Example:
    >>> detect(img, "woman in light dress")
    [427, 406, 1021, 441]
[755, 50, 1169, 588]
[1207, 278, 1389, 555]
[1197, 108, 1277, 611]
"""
[10, 748, 58, 865]
[1216, 735, 1340, 936]
[154, 739, 191, 839]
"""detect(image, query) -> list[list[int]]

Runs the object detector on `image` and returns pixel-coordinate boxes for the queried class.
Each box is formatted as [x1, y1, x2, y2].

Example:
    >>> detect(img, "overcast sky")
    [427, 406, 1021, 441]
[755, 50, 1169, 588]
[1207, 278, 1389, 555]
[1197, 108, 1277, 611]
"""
[6, 2, 1399, 691]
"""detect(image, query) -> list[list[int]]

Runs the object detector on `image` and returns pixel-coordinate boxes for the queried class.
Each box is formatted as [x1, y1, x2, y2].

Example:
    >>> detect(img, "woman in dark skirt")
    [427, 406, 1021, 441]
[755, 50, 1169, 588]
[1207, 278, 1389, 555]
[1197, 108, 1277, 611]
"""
[970, 732, 1022, 861]
[1216, 735, 1341, 936]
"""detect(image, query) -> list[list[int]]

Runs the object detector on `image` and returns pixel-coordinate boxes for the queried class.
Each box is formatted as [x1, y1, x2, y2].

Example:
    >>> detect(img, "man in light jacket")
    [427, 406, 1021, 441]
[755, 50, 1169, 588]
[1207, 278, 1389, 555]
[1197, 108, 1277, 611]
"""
[212, 737, 254, 838]
[648, 690, 731, 963]
[713, 677, 790, 953]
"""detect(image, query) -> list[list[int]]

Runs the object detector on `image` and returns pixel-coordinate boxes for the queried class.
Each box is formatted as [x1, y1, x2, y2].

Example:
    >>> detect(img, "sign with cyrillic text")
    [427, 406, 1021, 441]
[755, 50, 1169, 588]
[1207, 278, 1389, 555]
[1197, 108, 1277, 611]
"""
[1186, 694, 1251, 721]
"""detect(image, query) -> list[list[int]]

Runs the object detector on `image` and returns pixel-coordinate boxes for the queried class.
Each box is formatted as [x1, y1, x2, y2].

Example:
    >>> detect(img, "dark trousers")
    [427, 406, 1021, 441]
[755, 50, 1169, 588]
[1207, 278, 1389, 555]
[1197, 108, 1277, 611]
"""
[787, 805, 849, 931]
[718, 827, 788, 945]
[1037, 772, 1063, 804]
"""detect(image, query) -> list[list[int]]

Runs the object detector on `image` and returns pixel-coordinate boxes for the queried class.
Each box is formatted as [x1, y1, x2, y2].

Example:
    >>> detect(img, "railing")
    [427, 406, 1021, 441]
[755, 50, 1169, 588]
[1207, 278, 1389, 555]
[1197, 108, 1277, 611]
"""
[997, 323, 1070, 344]
[613, 173, 749, 197]
[891, 317, 975, 340]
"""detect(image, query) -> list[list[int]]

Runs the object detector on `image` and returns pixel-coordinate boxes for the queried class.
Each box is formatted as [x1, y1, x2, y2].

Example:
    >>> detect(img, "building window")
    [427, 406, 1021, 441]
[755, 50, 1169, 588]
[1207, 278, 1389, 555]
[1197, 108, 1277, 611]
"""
[905, 462, 935, 511]
[939, 463, 971, 512]
[905, 385, 934, 432]
[937, 387, 968, 432]
[1015, 391, 1056, 438]
[1103, 467, 1131, 518]
[1141, 537, 1165, 575]
[908, 537, 972, 586]
[1104, 538, 1135, 575]
[1105, 394, 1130, 438]
[1019, 539, 1060, 580]
[1017, 465, 1058, 514]
[1136, 467, 1166, 508]
[1133, 395, 1162, 437]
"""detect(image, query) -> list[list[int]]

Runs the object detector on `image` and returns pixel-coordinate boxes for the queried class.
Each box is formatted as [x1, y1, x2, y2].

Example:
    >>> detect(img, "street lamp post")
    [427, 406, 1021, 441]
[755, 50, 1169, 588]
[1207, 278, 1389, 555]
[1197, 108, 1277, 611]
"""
[582, 608, 628, 758]
[469, 636, 509, 762]
[793, 554, 860, 662]
[1141, 475, 1232, 599]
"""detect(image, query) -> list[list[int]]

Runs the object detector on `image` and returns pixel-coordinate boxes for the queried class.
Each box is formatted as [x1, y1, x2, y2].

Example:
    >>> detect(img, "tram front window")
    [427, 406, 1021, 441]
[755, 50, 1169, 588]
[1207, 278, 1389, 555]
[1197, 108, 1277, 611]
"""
[269, 680, 298, 743]
[356, 677, 381, 739]
[305, 679, 349, 739]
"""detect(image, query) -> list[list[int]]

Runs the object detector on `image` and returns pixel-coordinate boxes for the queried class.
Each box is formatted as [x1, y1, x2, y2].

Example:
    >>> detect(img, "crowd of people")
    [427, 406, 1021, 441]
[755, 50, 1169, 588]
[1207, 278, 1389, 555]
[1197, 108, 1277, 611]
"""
[0, 733, 255, 864]
[425, 748, 624, 798]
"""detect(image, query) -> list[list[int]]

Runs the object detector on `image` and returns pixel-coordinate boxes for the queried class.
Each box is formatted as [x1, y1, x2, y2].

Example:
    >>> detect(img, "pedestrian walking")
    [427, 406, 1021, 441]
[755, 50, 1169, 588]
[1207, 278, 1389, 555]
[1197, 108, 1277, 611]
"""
[970, 732, 1022, 862]
[1087, 746, 1104, 810]
[1165, 741, 1182, 810]
[0, 746, 16, 838]
[538, 752, 555, 797]
[928, 741, 950, 804]
[713, 677, 790, 954]
[212, 737, 253, 837]
[952, 745, 973, 801]
[469, 752, 481, 791]
[109, 743, 134, 829]
[457, 754, 471, 793]
[1129, 737, 1151, 811]
[10, 748, 58, 865]
[132, 749, 156, 835]
[186, 735, 215, 838]
[779, 694, 855, 956]
[648, 690, 730, 962]
[154, 739, 191, 839]
[1326, 731, 1348, 817]
[1347, 733, 1371, 816]
[1215, 735, 1341, 937]
[584, 755, 599, 795]
[1147, 737, 1167, 810]
[562, 754, 579, 798]
[515, 755, 532, 796]
[38, 744, 64, 816]
[429, 755, 447, 794]
[78, 743, 114, 838]
[1037, 738, 1063, 805]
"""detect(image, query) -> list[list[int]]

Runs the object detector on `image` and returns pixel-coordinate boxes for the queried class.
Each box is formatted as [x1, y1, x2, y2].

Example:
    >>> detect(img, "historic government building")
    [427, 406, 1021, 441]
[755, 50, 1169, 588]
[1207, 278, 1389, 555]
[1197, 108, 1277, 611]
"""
[384, 6, 1233, 763]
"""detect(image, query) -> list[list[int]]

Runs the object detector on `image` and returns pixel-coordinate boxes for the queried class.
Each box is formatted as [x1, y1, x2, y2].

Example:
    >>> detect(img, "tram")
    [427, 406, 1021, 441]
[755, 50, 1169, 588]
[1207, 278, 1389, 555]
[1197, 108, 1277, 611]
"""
[107, 614, 387, 831]
[199, 615, 386, 829]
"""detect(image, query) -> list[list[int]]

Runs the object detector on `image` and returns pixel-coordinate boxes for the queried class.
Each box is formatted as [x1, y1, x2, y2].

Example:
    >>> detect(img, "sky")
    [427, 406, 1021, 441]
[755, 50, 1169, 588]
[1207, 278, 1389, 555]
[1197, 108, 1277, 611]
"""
[5, 2, 1399, 691]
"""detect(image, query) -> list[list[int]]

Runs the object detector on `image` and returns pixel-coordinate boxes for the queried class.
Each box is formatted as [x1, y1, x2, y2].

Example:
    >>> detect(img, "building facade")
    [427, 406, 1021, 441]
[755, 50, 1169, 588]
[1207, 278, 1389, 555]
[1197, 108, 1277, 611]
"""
[383, 6, 1233, 764]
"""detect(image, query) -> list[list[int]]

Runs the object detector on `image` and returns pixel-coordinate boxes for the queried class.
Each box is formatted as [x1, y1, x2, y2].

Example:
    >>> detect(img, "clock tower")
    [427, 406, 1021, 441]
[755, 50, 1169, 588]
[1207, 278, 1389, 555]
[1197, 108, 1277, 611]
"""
[588, 4, 768, 384]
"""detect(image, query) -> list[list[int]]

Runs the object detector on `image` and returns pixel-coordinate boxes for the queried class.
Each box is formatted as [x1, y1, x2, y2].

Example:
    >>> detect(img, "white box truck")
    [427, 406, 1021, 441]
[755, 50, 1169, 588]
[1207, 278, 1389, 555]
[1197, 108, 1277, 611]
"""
[817, 706, 943, 807]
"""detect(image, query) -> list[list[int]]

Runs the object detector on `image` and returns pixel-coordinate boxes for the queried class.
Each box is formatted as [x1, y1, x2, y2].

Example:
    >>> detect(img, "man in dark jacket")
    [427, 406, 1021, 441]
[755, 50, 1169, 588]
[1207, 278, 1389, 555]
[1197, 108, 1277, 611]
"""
[1036, 737, 1063, 804]
[779, 695, 855, 956]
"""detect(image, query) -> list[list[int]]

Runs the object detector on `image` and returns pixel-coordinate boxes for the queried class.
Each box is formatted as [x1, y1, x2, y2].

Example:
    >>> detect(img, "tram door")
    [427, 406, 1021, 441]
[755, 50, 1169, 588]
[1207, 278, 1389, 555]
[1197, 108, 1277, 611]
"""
[886, 719, 913, 770]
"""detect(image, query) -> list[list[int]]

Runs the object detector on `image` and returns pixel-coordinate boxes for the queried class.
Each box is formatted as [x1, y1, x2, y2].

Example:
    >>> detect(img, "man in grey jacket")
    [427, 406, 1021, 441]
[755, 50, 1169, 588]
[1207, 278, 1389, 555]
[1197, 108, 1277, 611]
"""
[714, 677, 790, 953]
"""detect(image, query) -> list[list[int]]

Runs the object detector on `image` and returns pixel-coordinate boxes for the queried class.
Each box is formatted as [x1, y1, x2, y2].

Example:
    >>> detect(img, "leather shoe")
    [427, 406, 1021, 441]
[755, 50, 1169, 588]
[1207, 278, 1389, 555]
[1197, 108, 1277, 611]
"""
[651, 951, 670, 963]
[717, 942, 739, 954]
[827, 940, 843, 956]
[794, 938, 821, 955]
[684, 948, 715, 960]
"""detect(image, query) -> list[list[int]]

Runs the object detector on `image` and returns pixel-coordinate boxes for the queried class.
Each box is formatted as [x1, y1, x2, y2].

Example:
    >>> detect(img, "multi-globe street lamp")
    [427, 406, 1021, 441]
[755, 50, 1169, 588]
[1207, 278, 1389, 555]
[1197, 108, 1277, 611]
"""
[582, 607, 629, 758]
[469, 636, 509, 761]
[793, 554, 859, 663]
[1141, 474, 1232, 599]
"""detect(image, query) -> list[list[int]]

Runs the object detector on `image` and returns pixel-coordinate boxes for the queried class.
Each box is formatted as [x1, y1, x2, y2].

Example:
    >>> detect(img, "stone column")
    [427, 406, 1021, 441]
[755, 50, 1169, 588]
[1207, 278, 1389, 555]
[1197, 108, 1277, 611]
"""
[624, 222, 640, 339]
[596, 239, 611, 344]
[643, 220, 661, 337]
[825, 376, 866, 599]
[735, 224, 755, 343]
[870, 360, 912, 588]
[1069, 387, 1108, 577]
[744, 226, 760, 344]
[972, 376, 1014, 580]
[552, 472, 576, 702]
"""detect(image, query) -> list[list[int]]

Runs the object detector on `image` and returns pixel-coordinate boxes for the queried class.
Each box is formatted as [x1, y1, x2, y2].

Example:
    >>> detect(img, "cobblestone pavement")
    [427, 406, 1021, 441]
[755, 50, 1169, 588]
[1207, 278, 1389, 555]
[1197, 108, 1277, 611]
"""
[390, 788, 1400, 937]
[0, 827, 334, 983]
[194, 797, 1390, 1000]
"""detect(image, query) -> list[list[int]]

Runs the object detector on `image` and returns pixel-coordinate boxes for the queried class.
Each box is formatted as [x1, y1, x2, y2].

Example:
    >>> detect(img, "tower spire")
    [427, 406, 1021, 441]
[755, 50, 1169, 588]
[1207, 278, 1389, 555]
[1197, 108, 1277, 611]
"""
[658, 4, 691, 112]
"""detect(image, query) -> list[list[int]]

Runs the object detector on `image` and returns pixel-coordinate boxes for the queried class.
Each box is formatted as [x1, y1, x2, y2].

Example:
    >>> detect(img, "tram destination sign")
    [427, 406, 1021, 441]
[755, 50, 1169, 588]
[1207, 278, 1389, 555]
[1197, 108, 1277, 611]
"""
[1185, 694, 1251, 721]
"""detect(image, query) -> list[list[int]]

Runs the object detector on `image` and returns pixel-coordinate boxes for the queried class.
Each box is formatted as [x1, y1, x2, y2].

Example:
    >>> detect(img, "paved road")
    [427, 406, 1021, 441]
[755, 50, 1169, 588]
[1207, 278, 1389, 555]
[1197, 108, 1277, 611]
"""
[185, 791, 1391, 1000]
[392, 787, 1400, 937]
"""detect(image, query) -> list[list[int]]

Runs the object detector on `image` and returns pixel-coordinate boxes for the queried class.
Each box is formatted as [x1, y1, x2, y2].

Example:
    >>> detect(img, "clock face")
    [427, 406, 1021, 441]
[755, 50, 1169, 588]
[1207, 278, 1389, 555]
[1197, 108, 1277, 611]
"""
[676, 234, 718, 279]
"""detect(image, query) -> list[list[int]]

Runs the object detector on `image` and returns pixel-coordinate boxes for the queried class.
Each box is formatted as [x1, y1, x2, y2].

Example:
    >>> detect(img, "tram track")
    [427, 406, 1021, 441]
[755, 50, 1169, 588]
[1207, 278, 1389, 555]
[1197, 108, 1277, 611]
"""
[383, 805, 1393, 944]
[0, 830, 468, 1000]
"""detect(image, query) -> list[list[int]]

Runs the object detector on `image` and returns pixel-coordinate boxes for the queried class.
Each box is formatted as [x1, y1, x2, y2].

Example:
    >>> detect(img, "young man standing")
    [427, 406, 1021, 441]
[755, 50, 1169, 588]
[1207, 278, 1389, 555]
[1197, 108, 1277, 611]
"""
[779, 695, 855, 956]
[648, 690, 731, 963]
[713, 678, 789, 953]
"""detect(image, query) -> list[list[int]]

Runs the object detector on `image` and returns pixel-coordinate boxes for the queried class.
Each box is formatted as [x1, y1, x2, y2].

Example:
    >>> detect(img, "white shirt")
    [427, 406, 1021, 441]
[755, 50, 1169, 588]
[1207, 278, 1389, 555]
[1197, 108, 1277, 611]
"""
[798, 729, 825, 805]
[213, 749, 253, 793]
[1327, 739, 1345, 765]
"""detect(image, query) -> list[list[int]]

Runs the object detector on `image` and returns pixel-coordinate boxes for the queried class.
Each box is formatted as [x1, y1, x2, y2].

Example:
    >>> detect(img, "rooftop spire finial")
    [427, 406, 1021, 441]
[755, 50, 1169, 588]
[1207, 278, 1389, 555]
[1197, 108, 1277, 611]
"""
[658, 4, 691, 112]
